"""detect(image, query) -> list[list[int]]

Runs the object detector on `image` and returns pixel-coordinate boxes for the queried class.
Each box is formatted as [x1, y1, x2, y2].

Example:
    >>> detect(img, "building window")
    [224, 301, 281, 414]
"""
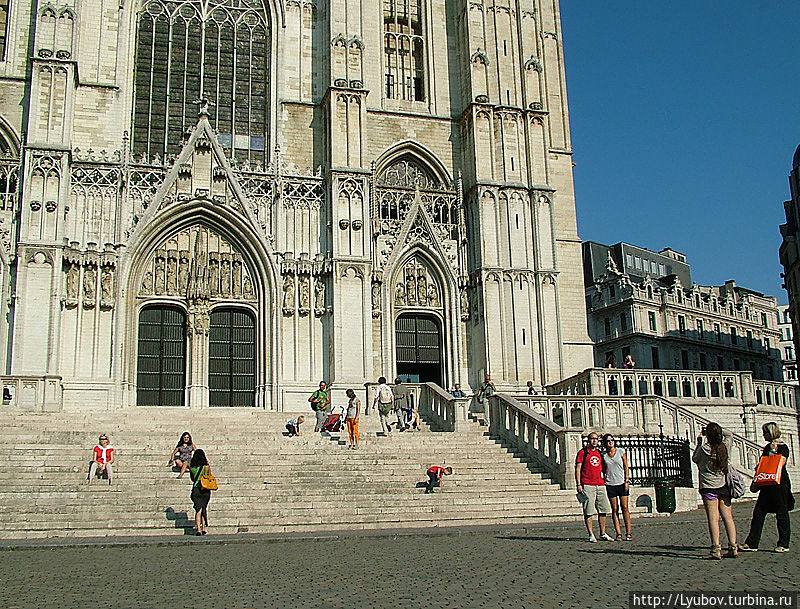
[712, 299, 718, 312]
[620, 312, 628, 332]
[634, 256, 641, 269]
[651, 346, 660, 368]
[681, 349, 690, 369]
[761, 312, 768, 328]
[604, 317, 610, 337]
[133, 0, 270, 164]
[746, 330, 753, 349]
[765, 338, 770, 352]
[731, 327, 737, 345]
[678, 315, 686, 334]
[626, 254, 633, 268]
[700, 353, 707, 370]
[658, 264, 666, 276]
[647, 286, 653, 299]
[697, 319, 703, 337]
[784, 310, 790, 324]
[648, 311, 657, 332]
[714, 323, 721, 341]
[786, 346, 794, 360]
[609, 285, 615, 299]
[384, 0, 425, 102]
[0, 0, 9, 61]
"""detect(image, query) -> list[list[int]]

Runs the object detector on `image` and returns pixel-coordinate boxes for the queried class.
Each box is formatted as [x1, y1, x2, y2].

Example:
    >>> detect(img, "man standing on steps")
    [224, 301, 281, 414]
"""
[477, 374, 496, 404]
[309, 381, 330, 432]
[393, 377, 409, 431]
[372, 376, 394, 436]
[575, 432, 614, 543]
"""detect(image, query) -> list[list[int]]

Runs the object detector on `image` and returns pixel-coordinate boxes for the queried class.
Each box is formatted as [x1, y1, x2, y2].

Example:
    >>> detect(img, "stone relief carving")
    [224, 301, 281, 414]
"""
[64, 261, 79, 305]
[460, 285, 470, 321]
[394, 256, 441, 309]
[138, 226, 256, 302]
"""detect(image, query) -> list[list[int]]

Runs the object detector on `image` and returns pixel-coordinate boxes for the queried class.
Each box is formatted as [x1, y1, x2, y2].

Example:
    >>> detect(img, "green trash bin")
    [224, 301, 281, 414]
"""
[654, 479, 676, 514]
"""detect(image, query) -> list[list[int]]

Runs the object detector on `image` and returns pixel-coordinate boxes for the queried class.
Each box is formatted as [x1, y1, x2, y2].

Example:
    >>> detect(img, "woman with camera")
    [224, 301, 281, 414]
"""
[693, 422, 737, 559]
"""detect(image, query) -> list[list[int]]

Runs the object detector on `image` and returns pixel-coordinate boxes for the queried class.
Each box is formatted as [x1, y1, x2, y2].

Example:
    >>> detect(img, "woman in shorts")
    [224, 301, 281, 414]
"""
[693, 422, 737, 559]
[602, 434, 632, 541]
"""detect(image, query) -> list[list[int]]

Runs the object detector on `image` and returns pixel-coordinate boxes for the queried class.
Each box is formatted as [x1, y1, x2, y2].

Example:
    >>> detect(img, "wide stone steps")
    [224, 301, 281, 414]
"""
[0, 408, 585, 539]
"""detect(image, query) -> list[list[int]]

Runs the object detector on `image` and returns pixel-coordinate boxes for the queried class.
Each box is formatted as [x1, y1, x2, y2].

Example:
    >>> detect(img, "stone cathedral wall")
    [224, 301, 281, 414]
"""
[0, 0, 593, 411]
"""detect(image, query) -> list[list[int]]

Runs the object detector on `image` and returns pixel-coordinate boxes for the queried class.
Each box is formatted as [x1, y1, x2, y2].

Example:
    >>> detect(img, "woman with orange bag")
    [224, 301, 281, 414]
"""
[740, 422, 793, 553]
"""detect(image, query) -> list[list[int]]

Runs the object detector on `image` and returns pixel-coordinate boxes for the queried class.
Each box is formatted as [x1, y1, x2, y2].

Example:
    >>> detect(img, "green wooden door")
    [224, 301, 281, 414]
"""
[209, 308, 256, 407]
[137, 306, 187, 407]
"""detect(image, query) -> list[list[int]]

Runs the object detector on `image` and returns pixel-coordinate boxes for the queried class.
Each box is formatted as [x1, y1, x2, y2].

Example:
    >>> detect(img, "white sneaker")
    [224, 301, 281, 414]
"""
[588, 534, 597, 543]
[600, 533, 614, 541]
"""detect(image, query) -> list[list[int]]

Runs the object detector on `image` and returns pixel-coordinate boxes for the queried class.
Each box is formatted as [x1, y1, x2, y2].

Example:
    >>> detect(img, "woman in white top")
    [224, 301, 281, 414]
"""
[345, 389, 361, 449]
[602, 434, 632, 541]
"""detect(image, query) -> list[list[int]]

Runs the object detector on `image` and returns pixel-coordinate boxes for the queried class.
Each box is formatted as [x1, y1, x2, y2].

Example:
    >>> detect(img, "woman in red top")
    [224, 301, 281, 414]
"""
[88, 434, 114, 485]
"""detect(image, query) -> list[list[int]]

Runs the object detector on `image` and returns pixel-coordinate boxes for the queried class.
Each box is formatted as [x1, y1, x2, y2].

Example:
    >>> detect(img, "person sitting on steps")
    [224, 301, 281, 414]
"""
[88, 434, 114, 486]
[168, 432, 195, 479]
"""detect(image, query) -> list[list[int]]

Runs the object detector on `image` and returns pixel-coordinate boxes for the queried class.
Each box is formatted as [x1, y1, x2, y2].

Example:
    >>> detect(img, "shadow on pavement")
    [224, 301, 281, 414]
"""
[165, 507, 194, 535]
[496, 535, 587, 542]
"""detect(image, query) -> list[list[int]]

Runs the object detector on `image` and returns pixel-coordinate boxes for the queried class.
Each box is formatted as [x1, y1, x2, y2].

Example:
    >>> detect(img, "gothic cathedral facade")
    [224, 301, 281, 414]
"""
[0, 0, 592, 410]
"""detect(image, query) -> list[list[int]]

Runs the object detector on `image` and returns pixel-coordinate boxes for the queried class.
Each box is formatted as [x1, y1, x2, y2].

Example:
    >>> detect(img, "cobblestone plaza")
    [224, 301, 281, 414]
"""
[2, 503, 797, 609]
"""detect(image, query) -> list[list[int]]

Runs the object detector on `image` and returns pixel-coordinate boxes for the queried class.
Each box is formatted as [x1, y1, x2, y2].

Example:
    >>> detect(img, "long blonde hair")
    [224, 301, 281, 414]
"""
[763, 422, 782, 451]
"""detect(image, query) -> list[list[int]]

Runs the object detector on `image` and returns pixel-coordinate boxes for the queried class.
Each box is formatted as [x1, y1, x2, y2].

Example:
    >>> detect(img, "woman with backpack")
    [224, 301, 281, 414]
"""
[372, 377, 394, 435]
[189, 449, 212, 536]
[693, 422, 738, 559]
[740, 422, 793, 553]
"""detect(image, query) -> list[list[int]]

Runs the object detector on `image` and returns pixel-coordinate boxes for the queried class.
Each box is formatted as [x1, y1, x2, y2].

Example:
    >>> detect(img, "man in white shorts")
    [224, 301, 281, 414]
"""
[575, 432, 614, 542]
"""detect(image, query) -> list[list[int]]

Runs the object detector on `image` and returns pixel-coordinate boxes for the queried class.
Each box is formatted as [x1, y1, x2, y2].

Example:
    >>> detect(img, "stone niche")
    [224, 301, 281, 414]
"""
[138, 225, 256, 301]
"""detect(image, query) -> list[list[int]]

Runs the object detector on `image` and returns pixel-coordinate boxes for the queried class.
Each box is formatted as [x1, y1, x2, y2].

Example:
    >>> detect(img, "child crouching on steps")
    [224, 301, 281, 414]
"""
[286, 416, 305, 437]
[425, 465, 453, 493]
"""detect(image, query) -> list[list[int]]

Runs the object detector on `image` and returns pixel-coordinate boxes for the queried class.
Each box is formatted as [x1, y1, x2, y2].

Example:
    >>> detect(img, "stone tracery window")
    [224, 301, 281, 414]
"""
[377, 157, 436, 190]
[383, 0, 425, 102]
[133, 0, 269, 164]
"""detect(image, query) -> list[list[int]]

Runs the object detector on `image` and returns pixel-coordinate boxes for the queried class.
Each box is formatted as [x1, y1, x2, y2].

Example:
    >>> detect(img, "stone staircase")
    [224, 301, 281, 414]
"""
[0, 407, 600, 540]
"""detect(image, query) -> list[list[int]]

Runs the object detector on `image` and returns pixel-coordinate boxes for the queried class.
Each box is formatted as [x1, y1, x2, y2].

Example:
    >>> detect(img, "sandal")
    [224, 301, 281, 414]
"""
[626, 534, 633, 541]
[615, 533, 623, 542]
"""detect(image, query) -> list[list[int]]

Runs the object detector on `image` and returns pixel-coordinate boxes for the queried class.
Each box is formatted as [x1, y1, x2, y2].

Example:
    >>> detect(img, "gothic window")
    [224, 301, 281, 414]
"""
[0, 1, 9, 61]
[133, 0, 269, 164]
[377, 157, 436, 190]
[383, 0, 425, 102]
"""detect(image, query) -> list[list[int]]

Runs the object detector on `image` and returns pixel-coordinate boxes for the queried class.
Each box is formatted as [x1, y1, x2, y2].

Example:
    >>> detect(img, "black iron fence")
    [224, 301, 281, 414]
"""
[582, 435, 693, 487]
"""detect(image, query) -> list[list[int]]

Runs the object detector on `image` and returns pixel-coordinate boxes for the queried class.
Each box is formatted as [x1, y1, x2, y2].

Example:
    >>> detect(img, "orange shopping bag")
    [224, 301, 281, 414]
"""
[753, 454, 786, 486]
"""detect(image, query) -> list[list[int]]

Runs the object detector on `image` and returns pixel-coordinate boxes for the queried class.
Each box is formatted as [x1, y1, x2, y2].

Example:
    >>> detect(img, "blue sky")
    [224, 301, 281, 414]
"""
[560, 2, 800, 303]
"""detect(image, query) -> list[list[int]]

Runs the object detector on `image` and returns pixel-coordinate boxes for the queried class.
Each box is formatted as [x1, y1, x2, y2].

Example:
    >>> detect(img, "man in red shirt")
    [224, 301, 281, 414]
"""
[575, 432, 613, 542]
[425, 465, 453, 494]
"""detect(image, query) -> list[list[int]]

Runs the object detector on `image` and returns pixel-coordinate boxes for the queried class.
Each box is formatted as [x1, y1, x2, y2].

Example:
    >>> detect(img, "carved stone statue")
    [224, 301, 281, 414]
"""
[461, 287, 469, 314]
[178, 252, 189, 294]
[166, 253, 178, 295]
[232, 258, 242, 298]
[428, 285, 439, 307]
[65, 261, 79, 299]
[299, 276, 310, 310]
[282, 276, 295, 310]
[314, 279, 325, 310]
[154, 254, 165, 295]
[220, 256, 231, 296]
[371, 282, 381, 311]
[142, 270, 153, 295]
[83, 265, 96, 302]
[101, 267, 114, 301]
[243, 274, 254, 299]
[417, 272, 428, 306]
[395, 282, 407, 306]
[208, 255, 219, 297]
[406, 272, 416, 305]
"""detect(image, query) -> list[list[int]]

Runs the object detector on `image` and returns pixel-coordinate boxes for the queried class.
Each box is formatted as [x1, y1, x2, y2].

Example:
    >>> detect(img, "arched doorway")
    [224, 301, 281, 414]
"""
[137, 305, 187, 406]
[209, 307, 256, 407]
[395, 313, 442, 385]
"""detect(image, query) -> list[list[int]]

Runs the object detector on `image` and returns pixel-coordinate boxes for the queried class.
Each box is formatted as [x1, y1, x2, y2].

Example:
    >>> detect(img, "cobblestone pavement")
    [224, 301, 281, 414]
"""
[1, 502, 797, 609]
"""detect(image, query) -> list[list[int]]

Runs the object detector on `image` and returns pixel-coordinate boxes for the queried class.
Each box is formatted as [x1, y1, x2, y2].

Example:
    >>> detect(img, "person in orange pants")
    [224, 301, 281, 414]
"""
[345, 388, 361, 449]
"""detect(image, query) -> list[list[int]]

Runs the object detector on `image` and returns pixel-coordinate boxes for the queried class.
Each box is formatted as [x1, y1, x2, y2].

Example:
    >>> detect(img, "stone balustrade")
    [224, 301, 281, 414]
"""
[547, 368, 797, 410]
[488, 393, 581, 489]
[1, 376, 63, 411]
[363, 382, 468, 431]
